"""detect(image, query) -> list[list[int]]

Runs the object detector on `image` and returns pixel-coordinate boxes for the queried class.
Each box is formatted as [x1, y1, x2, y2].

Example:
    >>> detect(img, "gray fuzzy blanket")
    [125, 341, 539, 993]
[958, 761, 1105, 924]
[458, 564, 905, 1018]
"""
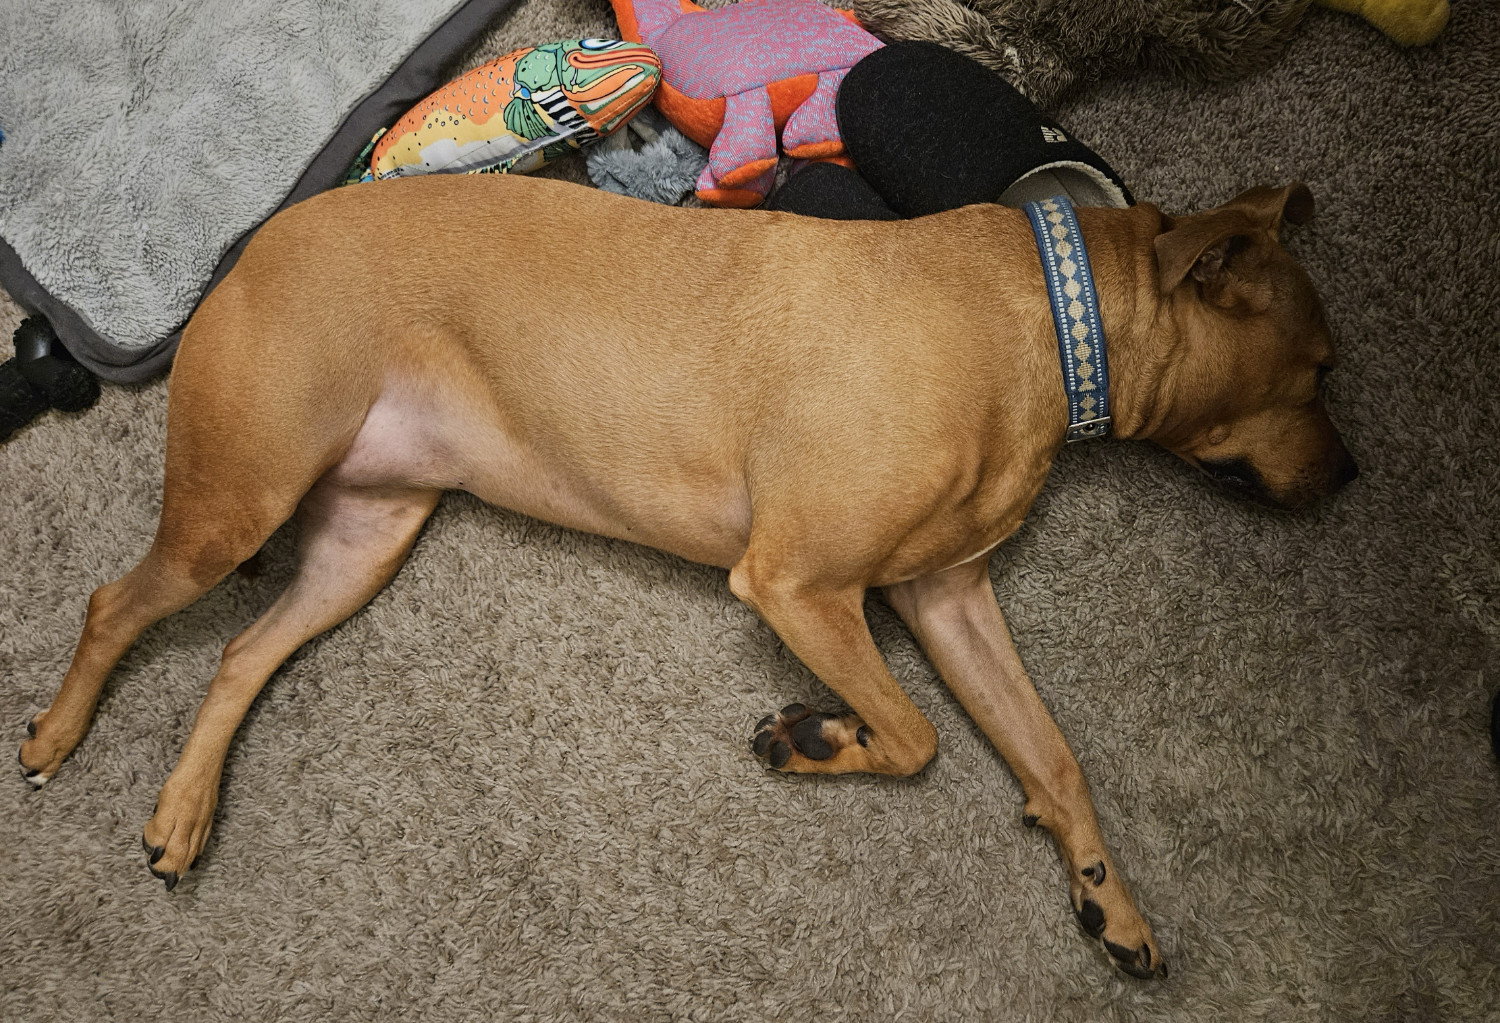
[0, 0, 515, 381]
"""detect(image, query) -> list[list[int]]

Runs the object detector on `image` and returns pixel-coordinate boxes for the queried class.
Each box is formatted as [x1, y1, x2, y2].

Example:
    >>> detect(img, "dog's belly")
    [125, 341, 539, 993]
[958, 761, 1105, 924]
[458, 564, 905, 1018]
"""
[325, 380, 754, 569]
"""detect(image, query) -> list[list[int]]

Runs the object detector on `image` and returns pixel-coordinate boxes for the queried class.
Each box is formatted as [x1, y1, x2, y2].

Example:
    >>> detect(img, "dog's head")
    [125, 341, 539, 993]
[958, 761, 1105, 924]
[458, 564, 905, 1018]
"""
[1147, 183, 1358, 509]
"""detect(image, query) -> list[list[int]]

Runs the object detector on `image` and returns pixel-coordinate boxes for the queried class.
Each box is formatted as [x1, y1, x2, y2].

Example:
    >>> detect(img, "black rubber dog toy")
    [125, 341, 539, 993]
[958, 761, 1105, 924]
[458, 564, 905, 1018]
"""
[0, 317, 100, 442]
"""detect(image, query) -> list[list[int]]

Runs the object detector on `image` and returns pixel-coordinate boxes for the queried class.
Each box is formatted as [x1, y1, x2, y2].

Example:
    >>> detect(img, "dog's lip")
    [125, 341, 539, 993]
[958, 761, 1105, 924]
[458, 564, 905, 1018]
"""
[1201, 471, 1326, 511]
[1191, 456, 1289, 509]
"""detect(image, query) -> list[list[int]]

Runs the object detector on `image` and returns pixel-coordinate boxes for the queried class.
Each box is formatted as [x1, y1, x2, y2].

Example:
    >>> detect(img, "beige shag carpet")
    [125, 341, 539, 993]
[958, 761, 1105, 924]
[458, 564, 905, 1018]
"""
[2, 1, 1497, 1019]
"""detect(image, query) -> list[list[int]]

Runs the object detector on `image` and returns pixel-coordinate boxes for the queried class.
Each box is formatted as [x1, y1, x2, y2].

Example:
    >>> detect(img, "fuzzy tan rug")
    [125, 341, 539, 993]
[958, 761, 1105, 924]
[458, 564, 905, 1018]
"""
[2, 1, 1497, 1019]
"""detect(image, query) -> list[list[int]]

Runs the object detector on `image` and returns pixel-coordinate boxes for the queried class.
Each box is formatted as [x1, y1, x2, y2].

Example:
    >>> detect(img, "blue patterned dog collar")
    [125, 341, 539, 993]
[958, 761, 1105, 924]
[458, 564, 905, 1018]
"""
[1022, 196, 1111, 442]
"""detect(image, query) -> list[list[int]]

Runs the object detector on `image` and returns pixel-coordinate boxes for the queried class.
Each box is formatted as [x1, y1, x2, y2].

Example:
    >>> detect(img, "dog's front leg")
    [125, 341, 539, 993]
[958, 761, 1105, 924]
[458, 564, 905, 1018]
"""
[730, 554, 937, 777]
[885, 560, 1165, 979]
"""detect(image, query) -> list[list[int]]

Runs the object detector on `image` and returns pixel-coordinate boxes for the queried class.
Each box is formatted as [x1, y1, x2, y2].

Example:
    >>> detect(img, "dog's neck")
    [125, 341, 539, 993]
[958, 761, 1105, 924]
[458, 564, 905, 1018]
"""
[1069, 204, 1179, 444]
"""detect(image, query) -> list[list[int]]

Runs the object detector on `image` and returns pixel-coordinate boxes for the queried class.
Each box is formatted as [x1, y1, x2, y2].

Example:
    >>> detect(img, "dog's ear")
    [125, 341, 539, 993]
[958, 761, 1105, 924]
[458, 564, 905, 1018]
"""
[1156, 183, 1316, 299]
[1153, 209, 1260, 301]
[1230, 182, 1316, 234]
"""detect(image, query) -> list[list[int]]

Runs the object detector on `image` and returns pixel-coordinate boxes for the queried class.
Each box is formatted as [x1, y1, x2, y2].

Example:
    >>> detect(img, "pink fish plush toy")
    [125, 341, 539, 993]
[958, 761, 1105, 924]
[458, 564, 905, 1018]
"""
[610, 0, 883, 207]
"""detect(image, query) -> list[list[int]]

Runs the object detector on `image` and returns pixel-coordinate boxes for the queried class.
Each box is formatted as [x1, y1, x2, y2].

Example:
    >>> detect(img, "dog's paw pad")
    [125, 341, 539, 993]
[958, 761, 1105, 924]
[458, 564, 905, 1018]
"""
[750, 707, 807, 758]
[1076, 898, 1106, 938]
[749, 705, 860, 770]
[789, 713, 837, 760]
[1070, 882, 1166, 979]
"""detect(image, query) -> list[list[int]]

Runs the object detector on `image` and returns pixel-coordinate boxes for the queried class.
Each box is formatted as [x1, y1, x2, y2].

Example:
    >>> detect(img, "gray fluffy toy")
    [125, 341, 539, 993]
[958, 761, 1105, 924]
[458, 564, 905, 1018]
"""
[587, 108, 709, 206]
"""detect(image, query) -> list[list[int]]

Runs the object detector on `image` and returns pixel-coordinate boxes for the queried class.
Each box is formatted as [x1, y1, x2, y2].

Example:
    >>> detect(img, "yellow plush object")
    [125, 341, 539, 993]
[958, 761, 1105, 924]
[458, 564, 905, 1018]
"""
[1316, 0, 1449, 46]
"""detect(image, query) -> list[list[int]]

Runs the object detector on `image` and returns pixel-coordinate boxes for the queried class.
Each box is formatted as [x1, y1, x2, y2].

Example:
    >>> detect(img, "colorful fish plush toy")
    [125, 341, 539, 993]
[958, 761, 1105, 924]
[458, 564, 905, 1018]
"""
[609, 0, 883, 207]
[347, 39, 661, 184]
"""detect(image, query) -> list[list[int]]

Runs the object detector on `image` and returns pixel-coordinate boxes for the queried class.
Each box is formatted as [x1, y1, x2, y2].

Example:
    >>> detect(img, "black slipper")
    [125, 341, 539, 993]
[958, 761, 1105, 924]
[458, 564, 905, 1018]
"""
[836, 41, 1132, 218]
[764, 162, 899, 220]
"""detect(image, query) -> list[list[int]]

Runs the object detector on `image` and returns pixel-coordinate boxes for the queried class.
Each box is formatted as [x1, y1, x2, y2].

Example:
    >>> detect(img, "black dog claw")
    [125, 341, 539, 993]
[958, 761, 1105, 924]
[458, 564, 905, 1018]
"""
[147, 858, 178, 890]
[1022, 813, 1039, 828]
[17, 749, 39, 779]
[1103, 938, 1157, 979]
[141, 835, 166, 864]
[25, 719, 36, 738]
[1081, 861, 1106, 886]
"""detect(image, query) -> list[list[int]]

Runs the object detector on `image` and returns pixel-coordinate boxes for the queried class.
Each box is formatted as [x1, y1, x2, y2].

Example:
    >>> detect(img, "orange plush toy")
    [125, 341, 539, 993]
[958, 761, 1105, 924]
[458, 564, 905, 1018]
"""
[609, 0, 883, 206]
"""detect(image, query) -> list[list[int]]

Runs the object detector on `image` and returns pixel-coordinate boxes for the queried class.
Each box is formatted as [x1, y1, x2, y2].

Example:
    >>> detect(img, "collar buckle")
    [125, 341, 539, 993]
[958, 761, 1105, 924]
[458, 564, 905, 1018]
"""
[1066, 416, 1111, 443]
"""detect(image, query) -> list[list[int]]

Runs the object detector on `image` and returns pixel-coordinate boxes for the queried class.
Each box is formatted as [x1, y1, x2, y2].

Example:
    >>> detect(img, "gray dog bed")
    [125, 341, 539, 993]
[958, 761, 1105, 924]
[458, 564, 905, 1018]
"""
[0, 0, 518, 382]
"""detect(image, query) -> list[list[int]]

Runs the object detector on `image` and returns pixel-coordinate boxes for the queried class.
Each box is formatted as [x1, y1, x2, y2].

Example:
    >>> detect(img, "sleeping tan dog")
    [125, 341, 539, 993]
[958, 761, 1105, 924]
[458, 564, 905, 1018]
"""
[19, 173, 1355, 978]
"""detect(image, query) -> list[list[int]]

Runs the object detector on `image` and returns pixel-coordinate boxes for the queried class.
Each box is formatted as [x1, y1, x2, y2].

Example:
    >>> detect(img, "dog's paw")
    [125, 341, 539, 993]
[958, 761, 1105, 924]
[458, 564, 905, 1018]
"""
[141, 781, 218, 891]
[18, 712, 67, 788]
[749, 703, 869, 770]
[1068, 855, 1166, 979]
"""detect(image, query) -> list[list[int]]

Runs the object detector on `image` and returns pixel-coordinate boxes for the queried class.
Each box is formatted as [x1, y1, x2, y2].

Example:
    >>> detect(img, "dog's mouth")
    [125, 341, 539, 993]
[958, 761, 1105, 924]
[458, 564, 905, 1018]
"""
[1197, 457, 1281, 507]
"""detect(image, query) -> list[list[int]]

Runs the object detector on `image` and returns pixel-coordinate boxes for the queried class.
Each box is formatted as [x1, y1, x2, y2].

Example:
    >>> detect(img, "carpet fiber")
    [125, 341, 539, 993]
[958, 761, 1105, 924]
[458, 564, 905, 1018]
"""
[2, 0, 1497, 1019]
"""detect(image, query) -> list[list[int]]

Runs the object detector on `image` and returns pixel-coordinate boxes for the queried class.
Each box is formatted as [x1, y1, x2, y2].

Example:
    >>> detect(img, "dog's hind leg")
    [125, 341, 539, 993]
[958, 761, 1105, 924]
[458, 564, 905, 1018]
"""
[884, 558, 1165, 979]
[18, 439, 320, 788]
[140, 479, 440, 888]
[20, 296, 376, 786]
[17, 544, 244, 787]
